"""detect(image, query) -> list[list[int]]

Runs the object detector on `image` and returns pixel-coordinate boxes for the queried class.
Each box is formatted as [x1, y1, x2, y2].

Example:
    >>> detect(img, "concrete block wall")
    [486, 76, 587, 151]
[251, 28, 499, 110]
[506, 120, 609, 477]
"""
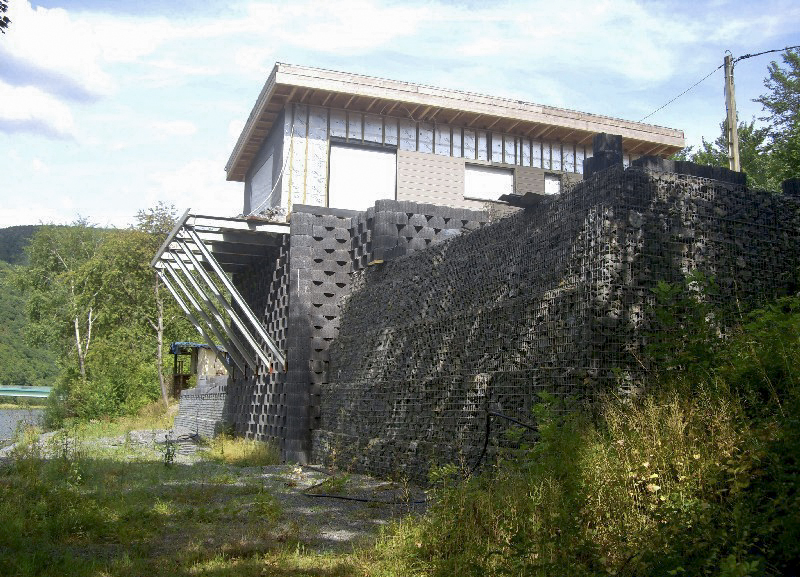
[311, 165, 800, 481]
[224, 237, 290, 451]
[174, 377, 229, 437]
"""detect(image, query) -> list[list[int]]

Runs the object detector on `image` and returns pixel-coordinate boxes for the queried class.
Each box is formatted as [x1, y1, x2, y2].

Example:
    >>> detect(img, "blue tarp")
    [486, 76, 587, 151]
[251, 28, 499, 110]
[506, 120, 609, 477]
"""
[169, 342, 225, 355]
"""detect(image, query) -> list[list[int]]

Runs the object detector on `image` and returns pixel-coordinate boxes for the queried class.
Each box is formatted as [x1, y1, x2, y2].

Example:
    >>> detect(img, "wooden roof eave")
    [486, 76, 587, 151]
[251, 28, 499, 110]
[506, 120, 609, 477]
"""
[226, 63, 685, 182]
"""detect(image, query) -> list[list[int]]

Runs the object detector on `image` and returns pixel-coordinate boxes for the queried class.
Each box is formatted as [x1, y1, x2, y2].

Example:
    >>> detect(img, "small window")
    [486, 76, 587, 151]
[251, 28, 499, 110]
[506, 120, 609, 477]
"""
[544, 173, 561, 195]
[465, 165, 514, 201]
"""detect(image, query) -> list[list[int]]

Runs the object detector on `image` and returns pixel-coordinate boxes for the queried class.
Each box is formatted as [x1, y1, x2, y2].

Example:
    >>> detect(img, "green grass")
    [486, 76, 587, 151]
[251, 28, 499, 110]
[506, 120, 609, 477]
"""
[199, 433, 282, 467]
[71, 399, 178, 439]
[0, 427, 366, 576]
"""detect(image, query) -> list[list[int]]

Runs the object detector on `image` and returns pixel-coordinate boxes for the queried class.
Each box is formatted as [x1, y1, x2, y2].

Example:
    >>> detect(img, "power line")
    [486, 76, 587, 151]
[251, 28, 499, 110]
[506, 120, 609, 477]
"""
[734, 44, 800, 65]
[639, 63, 723, 122]
[638, 44, 800, 124]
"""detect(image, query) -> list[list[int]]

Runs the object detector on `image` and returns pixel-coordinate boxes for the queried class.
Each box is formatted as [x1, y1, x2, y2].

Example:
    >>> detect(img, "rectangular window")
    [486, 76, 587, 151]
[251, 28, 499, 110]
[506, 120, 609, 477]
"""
[465, 164, 514, 201]
[544, 173, 561, 195]
[328, 144, 396, 211]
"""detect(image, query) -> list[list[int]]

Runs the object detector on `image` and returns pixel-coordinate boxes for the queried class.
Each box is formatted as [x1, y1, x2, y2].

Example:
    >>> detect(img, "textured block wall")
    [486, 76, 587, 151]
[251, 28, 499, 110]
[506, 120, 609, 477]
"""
[311, 165, 800, 480]
[225, 238, 290, 452]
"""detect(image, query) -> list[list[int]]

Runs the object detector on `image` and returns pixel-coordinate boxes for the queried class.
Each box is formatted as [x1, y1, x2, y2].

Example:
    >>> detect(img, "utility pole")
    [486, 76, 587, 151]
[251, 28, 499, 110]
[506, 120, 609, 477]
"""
[724, 53, 740, 171]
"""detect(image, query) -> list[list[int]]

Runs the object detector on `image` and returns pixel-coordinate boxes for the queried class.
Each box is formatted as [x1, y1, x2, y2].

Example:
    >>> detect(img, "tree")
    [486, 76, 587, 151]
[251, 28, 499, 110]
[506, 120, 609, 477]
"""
[20, 206, 196, 420]
[22, 221, 107, 382]
[755, 48, 800, 182]
[0, 1, 10, 35]
[133, 202, 191, 407]
[672, 119, 779, 190]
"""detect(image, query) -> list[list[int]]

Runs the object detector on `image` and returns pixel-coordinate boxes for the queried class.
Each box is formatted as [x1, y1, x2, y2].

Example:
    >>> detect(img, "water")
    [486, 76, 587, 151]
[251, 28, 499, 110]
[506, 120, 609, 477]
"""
[0, 408, 44, 441]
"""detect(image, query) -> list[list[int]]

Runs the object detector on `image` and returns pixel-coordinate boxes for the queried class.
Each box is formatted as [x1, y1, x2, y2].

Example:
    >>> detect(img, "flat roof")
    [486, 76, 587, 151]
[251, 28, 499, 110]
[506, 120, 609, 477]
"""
[226, 63, 685, 182]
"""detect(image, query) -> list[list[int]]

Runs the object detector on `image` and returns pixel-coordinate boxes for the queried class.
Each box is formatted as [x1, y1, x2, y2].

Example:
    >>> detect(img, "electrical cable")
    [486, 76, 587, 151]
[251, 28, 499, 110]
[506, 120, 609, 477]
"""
[734, 44, 800, 65]
[247, 119, 295, 217]
[638, 44, 800, 123]
[638, 63, 723, 123]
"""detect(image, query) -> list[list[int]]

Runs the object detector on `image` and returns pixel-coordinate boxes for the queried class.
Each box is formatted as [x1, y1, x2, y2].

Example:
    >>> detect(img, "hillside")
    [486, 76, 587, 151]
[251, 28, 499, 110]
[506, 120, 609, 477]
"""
[0, 261, 59, 387]
[0, 225, 40, 265]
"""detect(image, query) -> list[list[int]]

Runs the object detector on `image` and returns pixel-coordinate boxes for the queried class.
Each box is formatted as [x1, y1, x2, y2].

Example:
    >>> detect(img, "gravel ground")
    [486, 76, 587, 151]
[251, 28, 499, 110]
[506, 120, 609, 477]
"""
[1, 428, 428, 552]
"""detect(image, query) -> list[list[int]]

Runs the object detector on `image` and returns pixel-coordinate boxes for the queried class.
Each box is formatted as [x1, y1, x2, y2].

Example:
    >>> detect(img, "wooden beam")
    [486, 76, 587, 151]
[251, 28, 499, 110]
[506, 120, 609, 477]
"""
[364, 97, 379, 112]
[343, 94, 357, 109]
[382, 101, 398, 116]
[485, 117, 502, 130]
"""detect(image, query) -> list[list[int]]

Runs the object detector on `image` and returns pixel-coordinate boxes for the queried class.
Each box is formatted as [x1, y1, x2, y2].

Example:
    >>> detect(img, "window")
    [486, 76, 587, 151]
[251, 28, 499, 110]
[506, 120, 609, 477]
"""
[328, 144, 396, 211]
[544, 173, 561, 195]
[464, 164, 514, 201]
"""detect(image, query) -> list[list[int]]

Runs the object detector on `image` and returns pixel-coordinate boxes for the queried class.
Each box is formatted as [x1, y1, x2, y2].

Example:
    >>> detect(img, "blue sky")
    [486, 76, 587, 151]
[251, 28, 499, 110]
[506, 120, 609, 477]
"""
[1, 0, 798, 228]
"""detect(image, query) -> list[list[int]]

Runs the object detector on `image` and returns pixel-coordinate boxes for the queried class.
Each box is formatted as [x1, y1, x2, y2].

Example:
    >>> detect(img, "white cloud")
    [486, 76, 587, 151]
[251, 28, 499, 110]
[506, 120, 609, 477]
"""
[0, 81, 75, 137]
[150, 120, 198, 138]
[0, 199, 75, 228]
[3, 1, 116, 98]
[147, 158, 242, 218]
[31, 158, 49, 173]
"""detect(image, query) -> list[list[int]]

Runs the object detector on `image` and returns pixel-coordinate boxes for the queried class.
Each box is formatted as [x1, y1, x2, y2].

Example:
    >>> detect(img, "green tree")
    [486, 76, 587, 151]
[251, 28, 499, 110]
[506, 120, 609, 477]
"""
[91, 203, 193, 408]
[22, 220, 107, 382]
[0, 262, 58, 387]
[0, 0, 10, 35]
[673, 119, 778, 190]
[755, 48, 800, 183]
[20, 205, 196, 420]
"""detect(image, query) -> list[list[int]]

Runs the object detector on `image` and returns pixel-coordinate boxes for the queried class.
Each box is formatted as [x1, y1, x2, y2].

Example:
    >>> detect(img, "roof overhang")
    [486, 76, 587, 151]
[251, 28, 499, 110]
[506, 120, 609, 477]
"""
[226, 63, 686, 182]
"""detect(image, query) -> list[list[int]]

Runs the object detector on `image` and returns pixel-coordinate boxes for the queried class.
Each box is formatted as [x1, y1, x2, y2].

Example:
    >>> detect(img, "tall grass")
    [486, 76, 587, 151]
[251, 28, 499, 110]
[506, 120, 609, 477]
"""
[371, 293, 800, 577]
[200, 433, 281, 467]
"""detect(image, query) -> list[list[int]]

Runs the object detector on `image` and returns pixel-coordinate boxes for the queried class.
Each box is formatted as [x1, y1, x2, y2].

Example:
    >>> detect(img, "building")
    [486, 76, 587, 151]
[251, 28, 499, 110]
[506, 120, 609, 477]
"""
[154, 65, 702, 465]
[226, 63, 684, 218]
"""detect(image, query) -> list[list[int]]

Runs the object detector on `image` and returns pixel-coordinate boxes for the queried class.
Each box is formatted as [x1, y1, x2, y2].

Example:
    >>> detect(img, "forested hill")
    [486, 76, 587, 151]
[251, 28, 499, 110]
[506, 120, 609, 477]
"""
[0, 225, 41, 264]
[0, 261, 59, 387]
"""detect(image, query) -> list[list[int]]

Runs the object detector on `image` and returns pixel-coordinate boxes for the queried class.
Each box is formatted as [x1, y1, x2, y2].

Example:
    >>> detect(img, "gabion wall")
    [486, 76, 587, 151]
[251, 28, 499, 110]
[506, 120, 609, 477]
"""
[311, 165, 800, 480]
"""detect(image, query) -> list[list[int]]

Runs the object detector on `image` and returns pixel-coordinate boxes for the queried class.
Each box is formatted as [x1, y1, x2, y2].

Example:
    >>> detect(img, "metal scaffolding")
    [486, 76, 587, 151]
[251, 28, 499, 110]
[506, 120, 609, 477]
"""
[151, 210, 289, 375]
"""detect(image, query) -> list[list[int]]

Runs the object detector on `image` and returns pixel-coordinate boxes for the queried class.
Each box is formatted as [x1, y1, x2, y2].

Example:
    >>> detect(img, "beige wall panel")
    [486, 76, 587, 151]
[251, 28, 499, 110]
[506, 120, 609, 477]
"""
[516, 166, 546, 195]
[397, 150, 485, 209]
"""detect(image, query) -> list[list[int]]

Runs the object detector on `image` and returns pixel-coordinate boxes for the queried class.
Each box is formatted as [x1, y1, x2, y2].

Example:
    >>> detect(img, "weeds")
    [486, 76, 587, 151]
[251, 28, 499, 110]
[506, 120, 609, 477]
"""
[372, 289, 800, 576]
[200, 433, 281, 467]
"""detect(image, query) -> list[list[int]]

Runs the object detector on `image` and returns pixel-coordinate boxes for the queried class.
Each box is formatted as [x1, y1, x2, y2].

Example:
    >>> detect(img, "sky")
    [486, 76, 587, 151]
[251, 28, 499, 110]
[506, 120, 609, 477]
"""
[1, 0, 798, 229]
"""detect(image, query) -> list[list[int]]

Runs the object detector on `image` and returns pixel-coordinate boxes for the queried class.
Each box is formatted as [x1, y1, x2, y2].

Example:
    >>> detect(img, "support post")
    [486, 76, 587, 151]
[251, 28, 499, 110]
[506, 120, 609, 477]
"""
[724, 53, 740, 172]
